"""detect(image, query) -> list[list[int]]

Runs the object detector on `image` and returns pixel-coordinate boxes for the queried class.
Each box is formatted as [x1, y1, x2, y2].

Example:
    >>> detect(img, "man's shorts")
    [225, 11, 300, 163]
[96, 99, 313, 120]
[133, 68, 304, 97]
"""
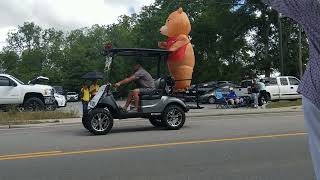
[139, 88, 156, 96]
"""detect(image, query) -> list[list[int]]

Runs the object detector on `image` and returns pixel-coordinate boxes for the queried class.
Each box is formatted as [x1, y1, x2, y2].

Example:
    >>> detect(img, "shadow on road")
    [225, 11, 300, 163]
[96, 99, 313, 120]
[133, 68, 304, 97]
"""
[72, 125, 192, 136]
[110, 126, 166, 134]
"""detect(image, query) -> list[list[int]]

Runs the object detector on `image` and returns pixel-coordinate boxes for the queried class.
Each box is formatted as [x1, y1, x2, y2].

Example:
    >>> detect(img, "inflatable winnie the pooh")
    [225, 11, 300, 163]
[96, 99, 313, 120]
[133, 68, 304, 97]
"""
[159, 7, 195, 91]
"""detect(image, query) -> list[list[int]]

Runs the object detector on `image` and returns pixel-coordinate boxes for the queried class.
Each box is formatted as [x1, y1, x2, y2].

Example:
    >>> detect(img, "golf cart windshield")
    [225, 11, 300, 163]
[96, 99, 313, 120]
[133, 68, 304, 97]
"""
[103, 48, 170, 78]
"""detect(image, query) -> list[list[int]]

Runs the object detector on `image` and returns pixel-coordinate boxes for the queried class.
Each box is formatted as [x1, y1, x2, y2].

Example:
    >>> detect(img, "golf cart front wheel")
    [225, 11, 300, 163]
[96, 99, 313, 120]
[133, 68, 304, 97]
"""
[149, 117, 165, 127]
[162, 105, 186, 130]
[82, 115, 89, 130]
[85, 108, 114, 135]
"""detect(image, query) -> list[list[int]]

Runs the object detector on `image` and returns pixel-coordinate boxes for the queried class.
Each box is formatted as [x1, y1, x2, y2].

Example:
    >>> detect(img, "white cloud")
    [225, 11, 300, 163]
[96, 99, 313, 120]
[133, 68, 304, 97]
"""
[0, 0, 154, 50]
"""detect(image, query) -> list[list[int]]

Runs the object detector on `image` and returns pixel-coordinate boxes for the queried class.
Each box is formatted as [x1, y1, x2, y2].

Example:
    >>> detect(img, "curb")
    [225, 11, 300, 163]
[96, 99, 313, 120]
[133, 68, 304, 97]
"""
[0, 108, 302, 129]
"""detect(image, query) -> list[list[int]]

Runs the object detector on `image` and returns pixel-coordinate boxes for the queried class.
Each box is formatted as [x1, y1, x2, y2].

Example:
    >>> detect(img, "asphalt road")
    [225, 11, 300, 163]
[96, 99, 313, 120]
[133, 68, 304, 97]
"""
[0, 112, 315, 180]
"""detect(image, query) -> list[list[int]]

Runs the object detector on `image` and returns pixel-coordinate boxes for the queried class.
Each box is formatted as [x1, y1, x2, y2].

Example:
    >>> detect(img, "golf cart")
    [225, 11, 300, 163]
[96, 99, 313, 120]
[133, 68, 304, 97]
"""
[82, 47, 202, 135]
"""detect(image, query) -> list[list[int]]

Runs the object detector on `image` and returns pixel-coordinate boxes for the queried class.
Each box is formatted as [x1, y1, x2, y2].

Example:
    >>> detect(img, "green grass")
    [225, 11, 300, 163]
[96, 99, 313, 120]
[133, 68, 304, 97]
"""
[266, 99, 302, 109]
[0, 111, 78, 125]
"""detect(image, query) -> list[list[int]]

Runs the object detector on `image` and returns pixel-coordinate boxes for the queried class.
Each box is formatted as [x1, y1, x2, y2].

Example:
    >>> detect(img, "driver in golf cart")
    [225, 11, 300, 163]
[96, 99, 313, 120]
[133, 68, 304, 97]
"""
[113, 62, 156, 112]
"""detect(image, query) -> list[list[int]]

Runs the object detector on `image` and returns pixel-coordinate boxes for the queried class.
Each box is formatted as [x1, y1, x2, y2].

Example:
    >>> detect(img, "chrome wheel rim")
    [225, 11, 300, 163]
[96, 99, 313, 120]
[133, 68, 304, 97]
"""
[91, 113, 110, 132]
[166, 109, 183, 127]
[208, 97, 215, 104]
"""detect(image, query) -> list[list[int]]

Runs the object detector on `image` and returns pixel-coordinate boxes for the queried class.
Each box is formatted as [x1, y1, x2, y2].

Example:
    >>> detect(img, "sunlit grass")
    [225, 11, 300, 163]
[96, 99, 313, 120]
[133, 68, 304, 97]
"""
[266, 99, 302, 109]
[0, 111, 78, 125]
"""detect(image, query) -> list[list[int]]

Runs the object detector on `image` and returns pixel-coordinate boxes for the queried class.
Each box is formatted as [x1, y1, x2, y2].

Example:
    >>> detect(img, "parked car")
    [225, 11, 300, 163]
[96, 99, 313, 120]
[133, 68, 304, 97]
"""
[217, 81, 233, 85]
[187, 81, 218, 96]
[46, 89, 67, 111]
[200, 83, 241, 104]
[53, 86, 66, 95]
[0, 74, 55, 111]
[67, 92, 79, 102]
[240, 76, 301, 101]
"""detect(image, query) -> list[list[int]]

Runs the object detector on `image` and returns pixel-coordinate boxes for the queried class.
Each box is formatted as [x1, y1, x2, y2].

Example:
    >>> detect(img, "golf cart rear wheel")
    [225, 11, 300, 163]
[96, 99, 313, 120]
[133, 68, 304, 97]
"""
[85, 108, 113, 135]
[149, 117, 165, 127]
[162, 105, 185, 130]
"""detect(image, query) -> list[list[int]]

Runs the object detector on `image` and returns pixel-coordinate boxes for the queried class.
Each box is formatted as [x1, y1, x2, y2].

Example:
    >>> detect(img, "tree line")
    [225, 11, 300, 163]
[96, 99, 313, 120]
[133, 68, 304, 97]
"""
[0, 0, 309, 92]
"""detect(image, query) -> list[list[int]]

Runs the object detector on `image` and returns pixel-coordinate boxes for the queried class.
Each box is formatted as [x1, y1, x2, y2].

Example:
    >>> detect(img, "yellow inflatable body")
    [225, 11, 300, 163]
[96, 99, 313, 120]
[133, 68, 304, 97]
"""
[159, 8, 195, 91]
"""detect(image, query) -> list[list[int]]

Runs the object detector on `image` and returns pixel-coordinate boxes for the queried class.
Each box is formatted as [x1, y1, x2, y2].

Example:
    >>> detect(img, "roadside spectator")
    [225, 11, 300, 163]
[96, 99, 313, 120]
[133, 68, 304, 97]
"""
[261, 1, 320, 178]
[251, 80, 260, 108]
[81, 83, 90, 113]
[258, 79, 268, 106]
[90, 80, 100, 98]
[226, 89, 243, 106]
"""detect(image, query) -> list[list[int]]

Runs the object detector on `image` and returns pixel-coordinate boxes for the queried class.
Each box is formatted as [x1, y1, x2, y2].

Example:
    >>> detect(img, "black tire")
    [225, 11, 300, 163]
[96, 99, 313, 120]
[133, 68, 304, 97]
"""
[45, 102, 57, 111]
[82, 115, 89, 130]
[208, 96, 216, 104]
[24, 97, 45, 111]
[266, 94, 271, 102]
[162, 105, 186, 130]
[85, 108, 113, 135]
[149, 116, 165, 127]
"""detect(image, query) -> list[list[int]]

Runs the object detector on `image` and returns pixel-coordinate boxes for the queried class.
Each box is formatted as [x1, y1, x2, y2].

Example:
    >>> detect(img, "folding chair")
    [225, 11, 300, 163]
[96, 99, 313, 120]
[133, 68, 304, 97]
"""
[215, 90, 230, 109]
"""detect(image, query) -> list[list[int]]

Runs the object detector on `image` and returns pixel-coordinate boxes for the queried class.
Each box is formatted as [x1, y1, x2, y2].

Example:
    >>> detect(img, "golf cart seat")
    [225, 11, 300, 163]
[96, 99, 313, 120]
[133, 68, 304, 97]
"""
[140, 77, 167, 100]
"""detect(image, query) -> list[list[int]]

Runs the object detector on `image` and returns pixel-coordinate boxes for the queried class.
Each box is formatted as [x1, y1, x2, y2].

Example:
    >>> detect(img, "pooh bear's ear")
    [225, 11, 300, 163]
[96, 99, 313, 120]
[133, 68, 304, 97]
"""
[178, 7, 183, 14]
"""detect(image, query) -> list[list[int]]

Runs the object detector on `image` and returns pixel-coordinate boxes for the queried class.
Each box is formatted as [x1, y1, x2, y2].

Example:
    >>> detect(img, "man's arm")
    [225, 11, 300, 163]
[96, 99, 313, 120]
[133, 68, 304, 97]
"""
[261, 0, 308, 23]
[115, 75, 137, 87]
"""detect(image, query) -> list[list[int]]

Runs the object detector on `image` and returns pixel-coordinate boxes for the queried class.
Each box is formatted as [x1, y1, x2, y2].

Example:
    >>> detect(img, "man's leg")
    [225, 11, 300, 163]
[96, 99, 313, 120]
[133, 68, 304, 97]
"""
[228, 99, 234, 105]
[123, 91, 134, 110]
[303, 96, 320, 180]
[132, 89, 140, 111]
[252, 93, 258, 107]
[258, 91, 262, 106]
[82, 101, 85, 113]
[82, 101, 88, 113]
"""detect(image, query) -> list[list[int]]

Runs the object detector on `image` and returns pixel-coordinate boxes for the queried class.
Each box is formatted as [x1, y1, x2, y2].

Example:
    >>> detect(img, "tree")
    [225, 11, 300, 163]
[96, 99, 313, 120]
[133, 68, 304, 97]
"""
[0, 50, 19, 75]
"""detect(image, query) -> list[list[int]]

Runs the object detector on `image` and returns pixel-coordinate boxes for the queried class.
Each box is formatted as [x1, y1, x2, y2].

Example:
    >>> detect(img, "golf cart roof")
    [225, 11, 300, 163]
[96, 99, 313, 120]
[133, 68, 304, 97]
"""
[104, 48, 169, 57]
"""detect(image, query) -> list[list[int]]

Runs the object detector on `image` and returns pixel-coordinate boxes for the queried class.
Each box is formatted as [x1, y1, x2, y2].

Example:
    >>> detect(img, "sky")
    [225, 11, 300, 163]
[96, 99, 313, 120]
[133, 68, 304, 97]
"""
[0, 0, 155, 50]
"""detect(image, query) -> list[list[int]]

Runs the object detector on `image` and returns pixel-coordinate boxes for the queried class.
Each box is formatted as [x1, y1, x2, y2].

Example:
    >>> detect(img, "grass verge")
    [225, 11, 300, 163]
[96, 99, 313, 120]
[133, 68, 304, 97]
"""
[0, 111, 79, 125]
[266, 99, 302, 109]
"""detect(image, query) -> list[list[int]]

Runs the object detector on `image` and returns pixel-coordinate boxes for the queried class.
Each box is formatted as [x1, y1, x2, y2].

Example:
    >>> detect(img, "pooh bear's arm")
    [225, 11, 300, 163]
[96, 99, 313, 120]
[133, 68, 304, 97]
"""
[168, 35, 190, 52]
[158, 41, 167, 49]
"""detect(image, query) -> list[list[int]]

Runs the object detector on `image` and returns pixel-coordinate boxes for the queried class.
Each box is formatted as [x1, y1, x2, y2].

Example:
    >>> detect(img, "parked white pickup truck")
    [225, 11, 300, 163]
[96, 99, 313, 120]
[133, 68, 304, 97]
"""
[0, 74, 55, 111]
[238, 76, 302, 101]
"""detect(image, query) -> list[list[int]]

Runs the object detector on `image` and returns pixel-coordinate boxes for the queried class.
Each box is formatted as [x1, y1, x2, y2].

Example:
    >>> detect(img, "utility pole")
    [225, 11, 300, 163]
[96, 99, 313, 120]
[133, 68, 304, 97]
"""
[298, 26, 303, 79]
[278, 13, 284, 76]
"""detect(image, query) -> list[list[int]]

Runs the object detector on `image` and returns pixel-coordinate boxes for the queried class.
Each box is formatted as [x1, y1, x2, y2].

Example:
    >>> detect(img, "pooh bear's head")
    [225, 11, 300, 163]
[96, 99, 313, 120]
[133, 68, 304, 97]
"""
[160, 7, 191, 37]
